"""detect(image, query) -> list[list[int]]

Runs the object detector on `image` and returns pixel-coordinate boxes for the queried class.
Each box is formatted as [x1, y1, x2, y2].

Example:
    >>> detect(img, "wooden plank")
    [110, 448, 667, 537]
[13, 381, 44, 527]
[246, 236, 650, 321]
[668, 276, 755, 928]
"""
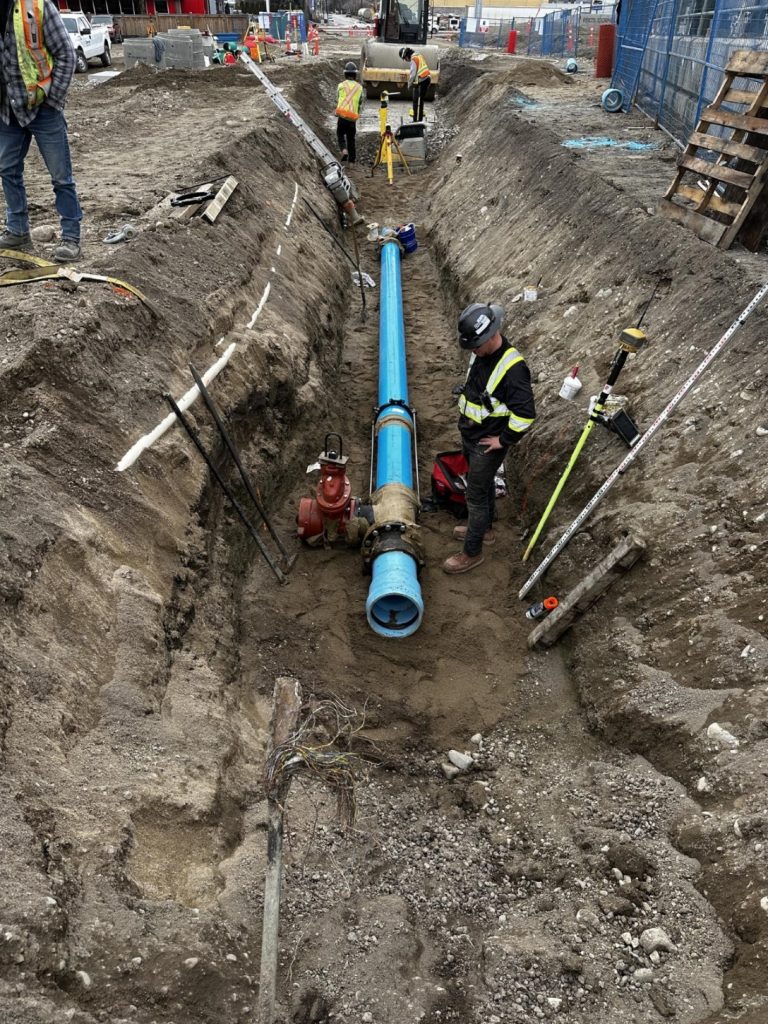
[675, 184, 742, 218]
[719, 162, 768, 249]
[170, 182, 213, 221]
[701, 106, 768, 136]
[201, 176, 239, 224]
[725, 88, 765, 107]
[688, 130, 768, 164]
[658, 199, 728, 245]
[527, 535, 646, 650]
[678, 154, 754, 189]
[738, 184, 768, 251]
[663, 168, 685, 201]
[726, 50, 768, 78]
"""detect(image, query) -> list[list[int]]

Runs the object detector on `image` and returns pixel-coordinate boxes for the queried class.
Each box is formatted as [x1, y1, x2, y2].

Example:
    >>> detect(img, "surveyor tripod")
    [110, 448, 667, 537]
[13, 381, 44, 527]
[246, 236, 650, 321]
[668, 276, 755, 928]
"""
[372, 91, 411, 185]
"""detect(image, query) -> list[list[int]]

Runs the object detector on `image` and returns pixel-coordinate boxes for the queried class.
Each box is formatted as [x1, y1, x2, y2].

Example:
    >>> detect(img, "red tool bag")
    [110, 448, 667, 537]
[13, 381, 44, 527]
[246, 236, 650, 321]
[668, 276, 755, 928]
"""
[431, 450, 469, 518]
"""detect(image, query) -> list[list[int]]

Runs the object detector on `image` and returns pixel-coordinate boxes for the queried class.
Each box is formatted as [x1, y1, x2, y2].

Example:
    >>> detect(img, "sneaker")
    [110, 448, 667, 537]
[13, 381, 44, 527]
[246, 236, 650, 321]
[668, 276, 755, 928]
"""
[442, 551, 485, 575]
[453, 525, 496, 546]
[53, 238, 81, 263]
[0, 229, 32, 250]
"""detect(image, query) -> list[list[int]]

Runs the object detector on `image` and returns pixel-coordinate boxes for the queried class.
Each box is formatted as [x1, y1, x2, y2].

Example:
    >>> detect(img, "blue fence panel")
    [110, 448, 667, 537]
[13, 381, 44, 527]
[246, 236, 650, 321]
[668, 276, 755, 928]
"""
[613, 0, 768, 144]
[613, 0, 663, 110]
[458, 16, 515, 50]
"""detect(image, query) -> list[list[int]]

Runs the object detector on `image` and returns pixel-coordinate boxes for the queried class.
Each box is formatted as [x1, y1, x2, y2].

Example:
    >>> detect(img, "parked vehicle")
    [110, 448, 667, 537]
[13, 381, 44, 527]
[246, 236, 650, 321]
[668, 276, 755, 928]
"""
[62, 12, 111, 72]
[90, 14, 123, 44]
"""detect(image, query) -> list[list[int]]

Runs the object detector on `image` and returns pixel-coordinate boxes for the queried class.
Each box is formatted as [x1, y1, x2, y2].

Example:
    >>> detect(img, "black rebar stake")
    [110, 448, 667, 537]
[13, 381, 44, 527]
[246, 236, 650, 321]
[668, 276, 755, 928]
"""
[348, 219, 367, 322]
[188, 363, 295, 570]
[301, 196, 357, 269]
[163, 392, 288, 585]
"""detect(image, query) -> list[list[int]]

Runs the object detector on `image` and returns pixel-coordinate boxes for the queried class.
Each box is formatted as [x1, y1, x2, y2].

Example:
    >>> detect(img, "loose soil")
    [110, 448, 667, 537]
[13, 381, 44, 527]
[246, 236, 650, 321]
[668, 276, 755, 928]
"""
[1, 36, 767, 1024]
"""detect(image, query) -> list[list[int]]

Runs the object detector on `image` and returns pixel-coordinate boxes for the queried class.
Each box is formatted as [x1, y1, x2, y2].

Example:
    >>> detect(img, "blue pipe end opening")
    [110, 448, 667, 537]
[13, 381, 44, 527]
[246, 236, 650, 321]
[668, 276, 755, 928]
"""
[366, 550, 423, 639]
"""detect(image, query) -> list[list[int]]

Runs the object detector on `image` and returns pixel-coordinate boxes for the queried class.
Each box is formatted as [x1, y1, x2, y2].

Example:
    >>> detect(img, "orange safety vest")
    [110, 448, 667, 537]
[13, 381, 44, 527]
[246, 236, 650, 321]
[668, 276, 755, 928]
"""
[412, 52, 430, 81]
[335, 79, 363, 121]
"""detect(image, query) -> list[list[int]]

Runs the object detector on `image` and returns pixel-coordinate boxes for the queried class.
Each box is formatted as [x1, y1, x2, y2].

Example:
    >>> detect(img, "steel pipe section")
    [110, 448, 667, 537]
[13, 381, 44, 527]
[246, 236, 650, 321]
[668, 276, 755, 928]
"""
[365, 239, 424, 638]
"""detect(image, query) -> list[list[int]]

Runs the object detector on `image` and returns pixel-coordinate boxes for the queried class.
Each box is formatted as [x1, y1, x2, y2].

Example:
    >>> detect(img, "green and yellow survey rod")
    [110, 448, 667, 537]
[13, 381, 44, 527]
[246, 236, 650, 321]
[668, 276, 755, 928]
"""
[522, 327, 646, 562]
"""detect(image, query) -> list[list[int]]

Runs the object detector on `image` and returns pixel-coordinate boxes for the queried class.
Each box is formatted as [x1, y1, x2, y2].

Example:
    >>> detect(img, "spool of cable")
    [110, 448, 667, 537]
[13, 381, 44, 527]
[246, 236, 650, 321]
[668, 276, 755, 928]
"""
[601, 87, 624, 113]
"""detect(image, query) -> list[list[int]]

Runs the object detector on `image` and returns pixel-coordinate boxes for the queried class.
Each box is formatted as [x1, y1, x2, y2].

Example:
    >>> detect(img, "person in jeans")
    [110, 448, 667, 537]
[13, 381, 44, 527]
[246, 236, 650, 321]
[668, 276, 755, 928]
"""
[443, 302, 536, 575]
[0, 0, 82, 261]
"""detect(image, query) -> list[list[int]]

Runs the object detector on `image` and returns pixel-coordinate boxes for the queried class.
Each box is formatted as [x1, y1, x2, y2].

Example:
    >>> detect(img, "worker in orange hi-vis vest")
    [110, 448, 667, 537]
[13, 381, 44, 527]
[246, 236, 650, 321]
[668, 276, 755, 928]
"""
[307, 22, 320, 55]
[335, 61, 364, 164]
[399, 46, 431, 122]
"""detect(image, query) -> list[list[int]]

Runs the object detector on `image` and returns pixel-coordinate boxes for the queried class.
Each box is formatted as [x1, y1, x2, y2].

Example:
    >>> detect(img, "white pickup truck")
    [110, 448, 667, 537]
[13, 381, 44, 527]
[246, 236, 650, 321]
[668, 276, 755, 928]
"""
[61, 13, 111, 73]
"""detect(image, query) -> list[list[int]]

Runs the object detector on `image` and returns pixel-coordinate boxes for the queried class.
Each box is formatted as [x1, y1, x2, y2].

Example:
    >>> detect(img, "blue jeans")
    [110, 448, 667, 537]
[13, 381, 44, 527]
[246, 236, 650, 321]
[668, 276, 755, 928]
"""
[0, 106, 82, 242]
[462, 438, 507, 557]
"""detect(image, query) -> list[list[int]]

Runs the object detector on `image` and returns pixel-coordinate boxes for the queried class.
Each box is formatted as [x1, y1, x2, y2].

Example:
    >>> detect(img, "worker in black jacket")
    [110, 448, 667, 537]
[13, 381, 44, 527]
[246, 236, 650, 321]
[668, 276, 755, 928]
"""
[443, 302, 536, 575]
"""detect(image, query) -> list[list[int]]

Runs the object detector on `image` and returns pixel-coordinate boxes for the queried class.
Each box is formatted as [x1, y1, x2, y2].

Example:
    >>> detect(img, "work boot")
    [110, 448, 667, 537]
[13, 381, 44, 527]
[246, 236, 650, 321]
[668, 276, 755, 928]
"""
[52, 238, 82, 263]
[0, 229, 32, 251]
[453, 525, 496, 546]
[442, 551, 485, 575]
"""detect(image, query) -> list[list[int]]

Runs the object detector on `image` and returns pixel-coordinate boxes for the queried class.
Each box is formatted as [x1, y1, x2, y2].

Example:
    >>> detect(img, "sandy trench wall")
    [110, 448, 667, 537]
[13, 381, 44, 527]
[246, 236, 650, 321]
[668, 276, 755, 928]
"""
[426, 65, 768, 1005]
[0, 74, 352, 1021]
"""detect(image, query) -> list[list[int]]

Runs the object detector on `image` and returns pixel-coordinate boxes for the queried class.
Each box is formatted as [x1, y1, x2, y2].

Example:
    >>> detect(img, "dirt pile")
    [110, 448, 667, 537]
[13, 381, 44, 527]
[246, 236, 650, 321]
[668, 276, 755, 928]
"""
[0, 66, 351, 1024]
[426, 61, 768, 1023]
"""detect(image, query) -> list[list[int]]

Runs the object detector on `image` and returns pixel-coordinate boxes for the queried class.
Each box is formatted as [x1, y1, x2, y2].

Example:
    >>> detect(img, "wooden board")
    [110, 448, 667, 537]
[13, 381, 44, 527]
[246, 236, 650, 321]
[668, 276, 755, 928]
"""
[678, 154, 754, 189]
[687, 130, 768, 165]
[726, 50, 768, 78]
[675, 184, 741, 218]
[201, 176, 239, 223]
[700, 107, 768, 135]
[527, 534, 646, 650]
[658, 198, 727, 245]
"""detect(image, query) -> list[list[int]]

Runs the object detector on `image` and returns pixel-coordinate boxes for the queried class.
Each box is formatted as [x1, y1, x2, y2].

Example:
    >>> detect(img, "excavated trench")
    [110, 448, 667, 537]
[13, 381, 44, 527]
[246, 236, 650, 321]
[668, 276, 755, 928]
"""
[1, 49, 767, 1024]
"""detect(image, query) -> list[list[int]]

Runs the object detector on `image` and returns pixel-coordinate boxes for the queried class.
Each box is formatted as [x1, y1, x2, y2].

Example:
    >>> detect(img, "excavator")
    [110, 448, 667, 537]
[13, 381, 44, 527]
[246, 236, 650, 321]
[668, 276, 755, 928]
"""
[361, 0, 440, 100]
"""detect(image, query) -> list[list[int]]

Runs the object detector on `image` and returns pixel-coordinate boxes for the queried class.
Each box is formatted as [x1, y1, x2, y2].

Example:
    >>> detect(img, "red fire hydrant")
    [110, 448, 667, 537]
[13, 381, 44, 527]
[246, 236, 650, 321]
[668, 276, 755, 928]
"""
[297, 435, 365, 545]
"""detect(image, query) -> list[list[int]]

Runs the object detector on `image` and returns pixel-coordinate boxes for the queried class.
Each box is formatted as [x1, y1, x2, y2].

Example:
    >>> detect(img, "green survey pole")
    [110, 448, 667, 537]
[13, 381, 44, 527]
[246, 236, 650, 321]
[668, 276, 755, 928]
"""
[522, 328, 646, 563]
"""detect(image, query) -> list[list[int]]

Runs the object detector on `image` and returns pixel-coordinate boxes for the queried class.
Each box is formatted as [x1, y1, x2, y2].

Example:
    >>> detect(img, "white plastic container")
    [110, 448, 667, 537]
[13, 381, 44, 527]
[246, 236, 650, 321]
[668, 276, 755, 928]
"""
[523, 284, 538, 302]
[559, 369, 582, 401]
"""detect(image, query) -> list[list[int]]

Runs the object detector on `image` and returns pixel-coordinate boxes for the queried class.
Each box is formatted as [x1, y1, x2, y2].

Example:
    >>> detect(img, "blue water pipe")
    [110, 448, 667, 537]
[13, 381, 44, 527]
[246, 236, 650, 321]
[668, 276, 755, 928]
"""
[365, 239, 424, 639]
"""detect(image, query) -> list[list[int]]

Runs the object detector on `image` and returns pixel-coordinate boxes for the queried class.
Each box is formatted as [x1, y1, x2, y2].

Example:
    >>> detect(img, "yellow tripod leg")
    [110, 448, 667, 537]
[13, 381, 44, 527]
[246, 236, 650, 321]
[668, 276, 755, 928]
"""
[522, 416, 598, 562]
[386, 135, 394, 185]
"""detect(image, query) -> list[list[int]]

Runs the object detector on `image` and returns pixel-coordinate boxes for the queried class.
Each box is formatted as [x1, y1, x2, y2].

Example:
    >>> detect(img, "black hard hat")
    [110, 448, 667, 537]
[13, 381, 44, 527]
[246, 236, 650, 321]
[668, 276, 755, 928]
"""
[458, 302, 505, 350]
[344, 61, 358, 75]
[399, 47, 413, 61]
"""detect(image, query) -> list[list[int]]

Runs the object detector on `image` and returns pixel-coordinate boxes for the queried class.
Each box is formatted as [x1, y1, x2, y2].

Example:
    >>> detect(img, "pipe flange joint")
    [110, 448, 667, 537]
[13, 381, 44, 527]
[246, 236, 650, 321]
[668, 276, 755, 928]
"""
[373, 397, 415, 419]
[362, 520, 425, 573]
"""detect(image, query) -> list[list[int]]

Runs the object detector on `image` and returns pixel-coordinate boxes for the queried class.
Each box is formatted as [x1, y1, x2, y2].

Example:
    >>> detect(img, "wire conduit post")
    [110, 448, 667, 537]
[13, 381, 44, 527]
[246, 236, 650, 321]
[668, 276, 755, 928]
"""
[365, 238, 424, 638]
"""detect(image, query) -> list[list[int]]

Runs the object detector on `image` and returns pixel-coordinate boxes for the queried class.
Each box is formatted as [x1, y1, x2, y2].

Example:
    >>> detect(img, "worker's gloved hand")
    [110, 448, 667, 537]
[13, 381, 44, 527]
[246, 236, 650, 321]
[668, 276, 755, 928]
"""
[451, 384, 464, 397]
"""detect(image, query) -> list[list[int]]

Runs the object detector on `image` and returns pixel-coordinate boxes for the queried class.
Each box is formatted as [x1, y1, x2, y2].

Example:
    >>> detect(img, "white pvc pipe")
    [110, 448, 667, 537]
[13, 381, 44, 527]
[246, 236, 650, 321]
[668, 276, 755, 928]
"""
[115, 343, 237, 472]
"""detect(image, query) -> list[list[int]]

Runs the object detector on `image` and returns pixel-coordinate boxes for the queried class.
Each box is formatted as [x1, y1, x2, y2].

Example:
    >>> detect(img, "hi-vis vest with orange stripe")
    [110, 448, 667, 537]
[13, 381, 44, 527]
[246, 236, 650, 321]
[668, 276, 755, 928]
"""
[13, 0, 54, 110]
[335, 79, 363, 120]
[412, 53, 430, 81]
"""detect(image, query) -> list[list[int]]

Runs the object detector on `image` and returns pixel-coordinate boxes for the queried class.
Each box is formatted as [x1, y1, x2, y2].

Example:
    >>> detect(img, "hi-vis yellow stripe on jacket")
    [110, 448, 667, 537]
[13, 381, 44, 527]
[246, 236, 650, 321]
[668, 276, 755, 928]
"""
[13, 0, 54, 109]
[335, 79, 363, 120]
[413, 53, 430, 80]
[458, 347, 534, 434]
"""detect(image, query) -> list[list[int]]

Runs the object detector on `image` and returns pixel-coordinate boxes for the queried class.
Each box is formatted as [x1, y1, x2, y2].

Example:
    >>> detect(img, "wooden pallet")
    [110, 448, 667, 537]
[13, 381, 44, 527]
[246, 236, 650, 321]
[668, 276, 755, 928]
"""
[659, 49, 768, 250]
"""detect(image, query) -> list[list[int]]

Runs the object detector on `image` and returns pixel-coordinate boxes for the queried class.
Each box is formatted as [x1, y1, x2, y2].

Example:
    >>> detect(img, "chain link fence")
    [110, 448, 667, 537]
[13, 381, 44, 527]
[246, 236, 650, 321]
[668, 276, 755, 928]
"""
[458, 10, 582, 56]
[613, 0, 768, 144]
